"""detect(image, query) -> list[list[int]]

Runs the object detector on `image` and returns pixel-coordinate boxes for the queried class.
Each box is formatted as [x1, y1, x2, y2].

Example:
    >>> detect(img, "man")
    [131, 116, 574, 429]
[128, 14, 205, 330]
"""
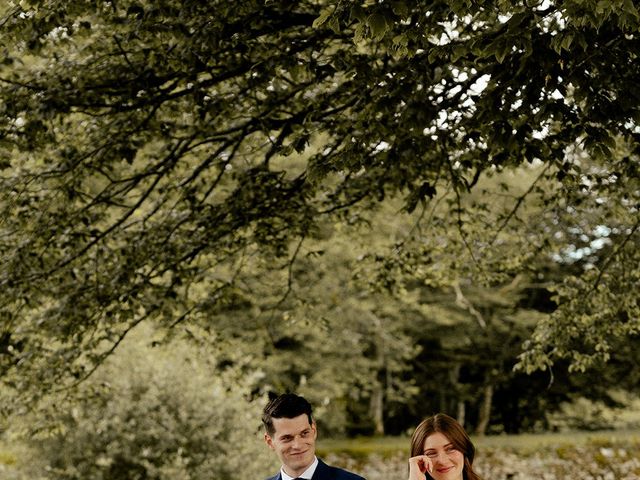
[263, 393, 366, 480]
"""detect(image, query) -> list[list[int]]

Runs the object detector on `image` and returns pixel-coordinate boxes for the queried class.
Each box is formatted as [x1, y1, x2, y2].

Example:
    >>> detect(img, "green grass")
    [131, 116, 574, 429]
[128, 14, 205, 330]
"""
[318, 429, 640, 458]
[318, 436, 409, 458]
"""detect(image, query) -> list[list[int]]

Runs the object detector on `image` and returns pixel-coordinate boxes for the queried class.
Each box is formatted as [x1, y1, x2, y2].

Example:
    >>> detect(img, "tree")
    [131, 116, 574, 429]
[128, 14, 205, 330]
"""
[195, 208, 422, 436]
[1, 0, 639, 414]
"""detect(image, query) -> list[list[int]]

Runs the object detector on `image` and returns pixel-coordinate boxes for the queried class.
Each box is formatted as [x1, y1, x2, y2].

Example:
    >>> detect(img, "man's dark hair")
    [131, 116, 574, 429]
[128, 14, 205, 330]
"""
[262, 393, 313, 436]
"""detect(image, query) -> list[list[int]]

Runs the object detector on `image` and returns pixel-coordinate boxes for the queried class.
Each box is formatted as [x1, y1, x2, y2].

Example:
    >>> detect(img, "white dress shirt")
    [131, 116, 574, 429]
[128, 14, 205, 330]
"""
[280, 456, 319, 480]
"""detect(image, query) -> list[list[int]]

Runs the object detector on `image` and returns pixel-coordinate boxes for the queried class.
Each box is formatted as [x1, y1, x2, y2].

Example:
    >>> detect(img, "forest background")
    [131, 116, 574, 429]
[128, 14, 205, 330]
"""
[0, 0, 639, 479]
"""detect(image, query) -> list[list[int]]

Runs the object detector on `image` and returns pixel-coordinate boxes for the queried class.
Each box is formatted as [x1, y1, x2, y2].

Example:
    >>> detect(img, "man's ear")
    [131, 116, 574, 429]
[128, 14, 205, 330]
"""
[265, 432, 275, 450]
[311, 421, 318, 439]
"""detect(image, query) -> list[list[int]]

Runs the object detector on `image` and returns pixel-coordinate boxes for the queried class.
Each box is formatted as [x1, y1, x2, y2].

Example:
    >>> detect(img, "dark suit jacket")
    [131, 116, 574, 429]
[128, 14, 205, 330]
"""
[266, 458, 365, 480]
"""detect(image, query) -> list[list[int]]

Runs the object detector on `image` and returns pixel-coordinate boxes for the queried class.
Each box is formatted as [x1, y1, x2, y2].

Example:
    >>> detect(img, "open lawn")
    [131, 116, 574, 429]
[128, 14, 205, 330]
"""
[319, 428, 640, 457]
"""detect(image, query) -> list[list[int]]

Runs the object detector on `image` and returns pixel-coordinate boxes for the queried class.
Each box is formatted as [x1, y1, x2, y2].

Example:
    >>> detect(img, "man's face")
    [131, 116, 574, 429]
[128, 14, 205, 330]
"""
[265, 414, 317, 477]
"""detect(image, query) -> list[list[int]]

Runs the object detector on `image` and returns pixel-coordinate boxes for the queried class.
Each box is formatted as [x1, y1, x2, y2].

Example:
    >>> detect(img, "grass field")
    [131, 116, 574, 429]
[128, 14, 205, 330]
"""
[318, 428, 640, 457]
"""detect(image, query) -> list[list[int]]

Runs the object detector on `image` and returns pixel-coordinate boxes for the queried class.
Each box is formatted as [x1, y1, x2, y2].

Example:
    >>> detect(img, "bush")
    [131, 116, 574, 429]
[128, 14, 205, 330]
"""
[29, 325, 276, 480]
[546, 394, 640, 432]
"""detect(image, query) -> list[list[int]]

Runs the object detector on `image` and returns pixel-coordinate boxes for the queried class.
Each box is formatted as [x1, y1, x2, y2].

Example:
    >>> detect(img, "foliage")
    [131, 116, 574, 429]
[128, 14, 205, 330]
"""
[0, 437, 45, 480]
[19, 325, 275, 480]
[0, 0, 638, 423]
[519, 239, 640, 373]
[190, 212, 424, 436]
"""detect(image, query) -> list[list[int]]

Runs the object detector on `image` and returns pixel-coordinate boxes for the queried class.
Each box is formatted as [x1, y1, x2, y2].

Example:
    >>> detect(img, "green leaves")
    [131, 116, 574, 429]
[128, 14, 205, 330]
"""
[19, 326, 275, 478]
[1, 0, 640, 420]
[312, 5, 334, 28]
[367, 13, 388, 41]
[518, 233, 640, 374]
[348, 5, 394, 44]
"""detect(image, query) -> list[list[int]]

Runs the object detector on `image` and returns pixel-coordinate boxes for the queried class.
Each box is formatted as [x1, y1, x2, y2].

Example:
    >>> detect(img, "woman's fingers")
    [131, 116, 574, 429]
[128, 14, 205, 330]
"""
[422, 455, 433, 474]
[409, 455, 433, 479]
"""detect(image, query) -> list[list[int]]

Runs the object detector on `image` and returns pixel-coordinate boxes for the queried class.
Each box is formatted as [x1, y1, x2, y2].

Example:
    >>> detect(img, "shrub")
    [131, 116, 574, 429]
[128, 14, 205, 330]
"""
[29, 325, 276, 480]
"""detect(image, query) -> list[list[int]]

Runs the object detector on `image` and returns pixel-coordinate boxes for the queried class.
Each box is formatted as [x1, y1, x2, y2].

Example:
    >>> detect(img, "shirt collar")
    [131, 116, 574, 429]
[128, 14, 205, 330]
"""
[280, 456, 319, 480]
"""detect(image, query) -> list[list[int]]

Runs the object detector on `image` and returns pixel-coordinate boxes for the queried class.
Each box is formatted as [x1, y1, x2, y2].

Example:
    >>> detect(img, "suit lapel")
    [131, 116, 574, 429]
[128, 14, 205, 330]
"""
[311, 459, 331, 480]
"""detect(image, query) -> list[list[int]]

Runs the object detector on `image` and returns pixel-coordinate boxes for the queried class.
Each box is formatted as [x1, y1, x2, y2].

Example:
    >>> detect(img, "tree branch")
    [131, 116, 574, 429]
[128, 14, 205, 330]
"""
[489, 163, 551, 247]
[453, 279, 487, 329]
[593, 217, 640, 290]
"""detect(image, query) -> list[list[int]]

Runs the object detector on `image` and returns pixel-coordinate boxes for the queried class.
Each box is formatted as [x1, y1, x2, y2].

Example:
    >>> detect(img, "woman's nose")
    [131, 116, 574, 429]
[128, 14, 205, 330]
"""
[433, 451, 449, 463]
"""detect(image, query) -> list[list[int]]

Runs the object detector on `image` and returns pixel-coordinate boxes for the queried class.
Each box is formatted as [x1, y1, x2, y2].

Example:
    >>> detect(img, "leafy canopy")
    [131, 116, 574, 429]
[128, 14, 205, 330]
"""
[0, 0, 639, 411]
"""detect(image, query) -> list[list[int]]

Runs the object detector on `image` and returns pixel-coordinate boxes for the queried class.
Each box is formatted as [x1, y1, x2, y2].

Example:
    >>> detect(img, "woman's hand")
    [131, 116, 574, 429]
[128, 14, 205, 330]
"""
[408, 454, 433, 480]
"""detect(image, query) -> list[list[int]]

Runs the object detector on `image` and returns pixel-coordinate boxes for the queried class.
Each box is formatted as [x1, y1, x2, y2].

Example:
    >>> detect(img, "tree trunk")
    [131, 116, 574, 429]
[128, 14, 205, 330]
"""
[449, 364, 465, 427]
[456, 400, 466, 428]
[475, 383, 493, 436]
[370, 382, 385, 435]
[369, 313, 386, 436]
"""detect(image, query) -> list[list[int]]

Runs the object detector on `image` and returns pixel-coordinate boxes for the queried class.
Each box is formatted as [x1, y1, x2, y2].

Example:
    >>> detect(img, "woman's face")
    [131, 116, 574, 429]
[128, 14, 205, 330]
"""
[423, 431, 465, 480]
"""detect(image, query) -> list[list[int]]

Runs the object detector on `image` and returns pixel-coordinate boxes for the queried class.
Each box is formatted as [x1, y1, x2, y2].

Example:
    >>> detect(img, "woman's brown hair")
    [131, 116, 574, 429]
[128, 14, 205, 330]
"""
[410, 413, 482, 480]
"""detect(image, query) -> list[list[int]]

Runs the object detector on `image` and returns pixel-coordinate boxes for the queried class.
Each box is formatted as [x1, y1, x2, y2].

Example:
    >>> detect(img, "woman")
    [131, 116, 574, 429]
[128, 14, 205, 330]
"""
[408, 413, 483, 480]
